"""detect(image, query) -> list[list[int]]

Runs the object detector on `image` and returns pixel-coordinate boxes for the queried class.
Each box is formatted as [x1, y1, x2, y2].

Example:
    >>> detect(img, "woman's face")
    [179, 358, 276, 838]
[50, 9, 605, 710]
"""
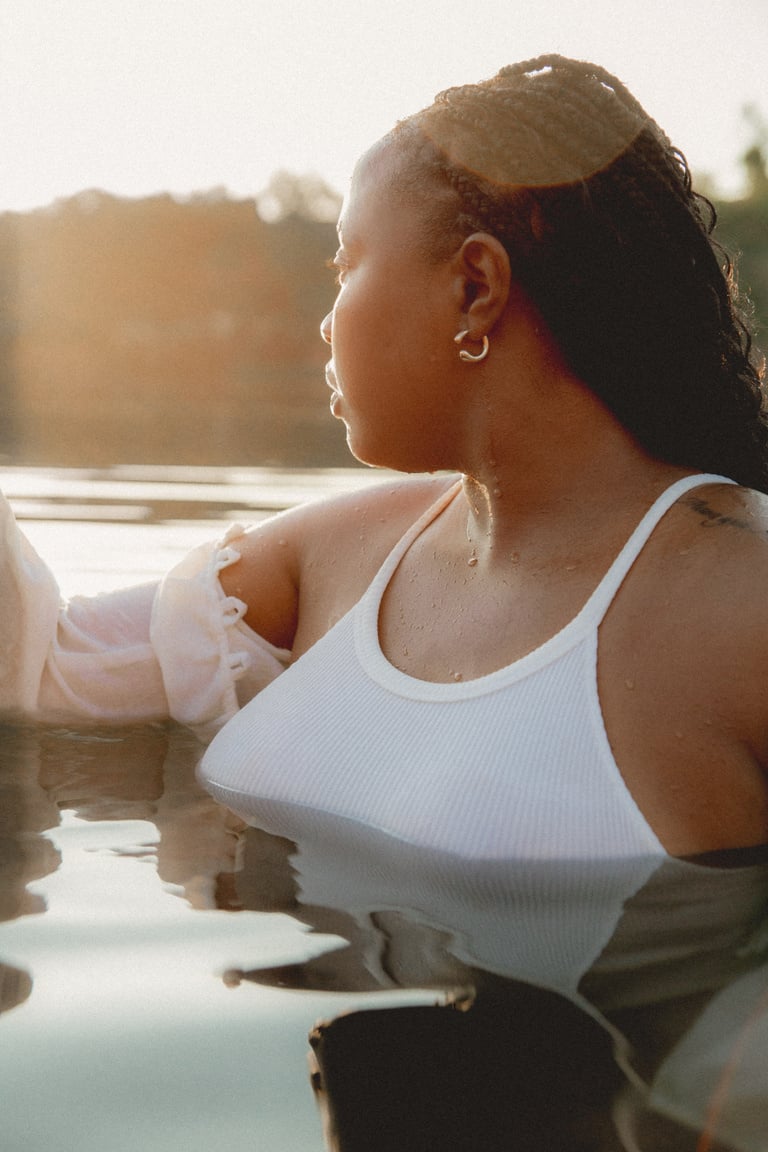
[321, 140, 464, 472]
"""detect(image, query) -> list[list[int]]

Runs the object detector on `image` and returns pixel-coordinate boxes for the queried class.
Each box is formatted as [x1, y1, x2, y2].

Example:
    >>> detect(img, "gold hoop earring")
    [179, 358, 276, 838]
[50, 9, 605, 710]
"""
[454, 330, 490, 363]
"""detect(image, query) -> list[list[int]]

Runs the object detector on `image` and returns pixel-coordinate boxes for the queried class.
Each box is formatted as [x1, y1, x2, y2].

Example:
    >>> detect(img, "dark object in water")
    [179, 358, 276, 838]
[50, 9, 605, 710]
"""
[0, 963, 32, 1017]
[308, 982, 623, 1152]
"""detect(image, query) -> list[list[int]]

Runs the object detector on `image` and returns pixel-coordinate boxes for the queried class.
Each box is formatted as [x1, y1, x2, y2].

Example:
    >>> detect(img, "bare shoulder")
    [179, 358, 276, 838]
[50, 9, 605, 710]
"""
[290, 473, 458, 654]
[600, 480, 768, 852]
[677, 481, 768, 544]
[607, 480, 768, 702]
[668, 482, 768, 600]
[649, 481, 768, 629]
[625, 480, 768, 760]
[292, 472, 457, 563]
[219, 473, 457, 650]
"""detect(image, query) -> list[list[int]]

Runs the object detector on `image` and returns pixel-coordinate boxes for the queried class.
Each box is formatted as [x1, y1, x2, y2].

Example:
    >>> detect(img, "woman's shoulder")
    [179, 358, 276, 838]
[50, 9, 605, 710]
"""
[639, 480, 768, 616]
[678, 479, 768, 532]
[629, 481, 768, 745]
[293, 471, 458, 548]
[668, 481, 768, 576]
[219, 472, 458, 651]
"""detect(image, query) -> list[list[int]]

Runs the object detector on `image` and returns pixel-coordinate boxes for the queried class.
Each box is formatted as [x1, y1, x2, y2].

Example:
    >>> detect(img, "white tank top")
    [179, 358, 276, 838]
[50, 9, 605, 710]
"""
[201, 473, 734, 862]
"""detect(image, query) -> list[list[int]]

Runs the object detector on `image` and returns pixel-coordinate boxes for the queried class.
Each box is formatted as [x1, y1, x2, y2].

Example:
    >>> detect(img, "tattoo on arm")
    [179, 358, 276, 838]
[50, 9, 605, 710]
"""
[683, 495, 753, 532]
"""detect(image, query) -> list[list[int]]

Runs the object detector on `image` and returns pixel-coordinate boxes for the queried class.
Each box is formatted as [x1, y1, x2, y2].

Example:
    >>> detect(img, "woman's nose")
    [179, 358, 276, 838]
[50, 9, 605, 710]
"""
[320, 313, 332, 346]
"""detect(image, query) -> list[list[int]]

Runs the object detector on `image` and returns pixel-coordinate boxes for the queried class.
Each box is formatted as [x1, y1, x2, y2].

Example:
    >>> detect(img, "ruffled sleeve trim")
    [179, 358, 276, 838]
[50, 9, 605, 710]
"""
[150, 523, 290, 739]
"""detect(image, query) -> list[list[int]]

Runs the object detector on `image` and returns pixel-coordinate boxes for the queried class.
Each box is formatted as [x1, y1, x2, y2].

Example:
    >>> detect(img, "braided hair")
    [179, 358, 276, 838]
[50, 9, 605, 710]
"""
[388, 55, 768, 492]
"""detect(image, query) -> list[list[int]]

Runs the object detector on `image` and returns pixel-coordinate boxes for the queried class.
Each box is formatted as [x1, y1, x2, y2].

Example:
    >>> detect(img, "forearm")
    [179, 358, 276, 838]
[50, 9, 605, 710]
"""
[36, 582, 168, 722]
[0, 497, 288, 735]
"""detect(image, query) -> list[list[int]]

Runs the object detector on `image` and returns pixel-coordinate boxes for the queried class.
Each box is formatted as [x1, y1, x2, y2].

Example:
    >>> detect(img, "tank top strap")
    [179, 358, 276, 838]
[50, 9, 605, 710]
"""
[582, 472, 736, 627]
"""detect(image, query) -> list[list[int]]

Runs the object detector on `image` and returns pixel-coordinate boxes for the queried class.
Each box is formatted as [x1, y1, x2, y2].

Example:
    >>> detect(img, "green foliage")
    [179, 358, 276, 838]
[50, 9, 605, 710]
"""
[715, 186, 768, 354]
[711, 125, 768, 359]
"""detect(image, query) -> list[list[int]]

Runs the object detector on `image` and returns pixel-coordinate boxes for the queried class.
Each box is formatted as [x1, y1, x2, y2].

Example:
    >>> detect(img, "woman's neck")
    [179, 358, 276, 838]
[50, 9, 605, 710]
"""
[457, 399, 691, 572]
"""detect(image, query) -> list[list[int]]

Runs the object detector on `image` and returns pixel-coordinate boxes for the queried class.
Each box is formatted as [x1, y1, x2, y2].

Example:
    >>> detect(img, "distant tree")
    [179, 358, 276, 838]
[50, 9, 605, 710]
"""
[257, 170, 342, 223]
[742, 144, 768, 200]
[742, 105, 768, 199]
[714, 107, 768, 354]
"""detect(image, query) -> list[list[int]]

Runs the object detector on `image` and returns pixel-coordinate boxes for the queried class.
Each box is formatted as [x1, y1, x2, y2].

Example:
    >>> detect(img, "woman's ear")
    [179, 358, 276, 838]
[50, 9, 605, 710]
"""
[456, 232, 511, 332]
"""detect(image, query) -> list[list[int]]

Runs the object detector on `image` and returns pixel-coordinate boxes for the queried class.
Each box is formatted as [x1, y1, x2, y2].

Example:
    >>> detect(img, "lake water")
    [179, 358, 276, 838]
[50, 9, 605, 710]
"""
[1, 467, 767, 1151]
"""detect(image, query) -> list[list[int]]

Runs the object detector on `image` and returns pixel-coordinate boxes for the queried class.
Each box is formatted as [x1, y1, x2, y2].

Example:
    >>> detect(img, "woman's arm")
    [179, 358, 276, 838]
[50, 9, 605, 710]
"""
[0, 494, 288, 736]
[218, 474, 456, 653]
[0, 474, 451, 735]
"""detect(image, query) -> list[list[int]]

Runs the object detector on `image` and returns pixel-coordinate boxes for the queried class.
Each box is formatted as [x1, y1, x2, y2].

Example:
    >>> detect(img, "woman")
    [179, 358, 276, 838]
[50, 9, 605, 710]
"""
[2, 54, 768, 861]
[3, 55, 768, 1151]
[200, 56, 768, 861]
[198, 59, 768, 1146]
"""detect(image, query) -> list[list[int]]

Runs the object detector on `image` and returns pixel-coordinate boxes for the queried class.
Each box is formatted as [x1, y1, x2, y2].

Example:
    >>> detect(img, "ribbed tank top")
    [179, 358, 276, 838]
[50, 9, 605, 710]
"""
[201, 473, 734, 861]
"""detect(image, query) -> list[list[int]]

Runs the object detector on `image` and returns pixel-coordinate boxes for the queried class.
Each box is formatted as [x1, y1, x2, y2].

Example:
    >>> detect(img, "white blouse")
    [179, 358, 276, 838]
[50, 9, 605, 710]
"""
[0, 493, 289, 738]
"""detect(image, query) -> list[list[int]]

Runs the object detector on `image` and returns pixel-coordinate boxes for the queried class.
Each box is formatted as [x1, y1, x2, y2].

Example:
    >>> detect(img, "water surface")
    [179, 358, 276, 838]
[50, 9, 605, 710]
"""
[1, 467, 767, 1151]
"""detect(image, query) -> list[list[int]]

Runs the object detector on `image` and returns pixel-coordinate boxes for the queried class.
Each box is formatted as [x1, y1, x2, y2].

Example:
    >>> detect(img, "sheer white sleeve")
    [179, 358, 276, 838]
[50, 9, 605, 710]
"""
[150, 523, 291, 738]
[0, 495, 289, 736]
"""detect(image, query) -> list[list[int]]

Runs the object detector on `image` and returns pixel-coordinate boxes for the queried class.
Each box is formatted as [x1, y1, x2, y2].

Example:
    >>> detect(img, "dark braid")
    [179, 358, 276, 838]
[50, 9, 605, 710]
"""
[389, 55, 768, 492]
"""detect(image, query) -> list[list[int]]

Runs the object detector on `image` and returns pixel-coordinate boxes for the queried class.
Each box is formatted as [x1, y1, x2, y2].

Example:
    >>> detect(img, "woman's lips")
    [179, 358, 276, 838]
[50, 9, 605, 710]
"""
[325, 364, 341, 412]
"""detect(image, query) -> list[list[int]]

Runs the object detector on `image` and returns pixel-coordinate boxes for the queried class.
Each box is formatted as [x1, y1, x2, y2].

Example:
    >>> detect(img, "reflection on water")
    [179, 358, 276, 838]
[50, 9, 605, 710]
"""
[233, 812, 768, 1152]
[0, 722, 445, 1152]
[1, 469, 767, 1151]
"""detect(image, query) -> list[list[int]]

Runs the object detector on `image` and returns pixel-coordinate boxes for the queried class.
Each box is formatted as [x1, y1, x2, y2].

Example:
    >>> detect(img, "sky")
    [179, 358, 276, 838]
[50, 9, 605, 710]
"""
[1, 0, 766, 214]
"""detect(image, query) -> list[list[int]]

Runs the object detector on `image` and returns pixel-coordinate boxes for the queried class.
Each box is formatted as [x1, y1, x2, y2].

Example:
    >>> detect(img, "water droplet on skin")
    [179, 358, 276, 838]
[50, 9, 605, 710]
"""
[468, 555, 478, 567]
[453, 671, 463, 681]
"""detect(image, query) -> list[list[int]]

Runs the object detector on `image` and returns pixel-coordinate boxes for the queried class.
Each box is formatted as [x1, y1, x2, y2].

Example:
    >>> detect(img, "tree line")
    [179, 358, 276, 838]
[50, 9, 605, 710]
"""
[0, 165, 765, 469]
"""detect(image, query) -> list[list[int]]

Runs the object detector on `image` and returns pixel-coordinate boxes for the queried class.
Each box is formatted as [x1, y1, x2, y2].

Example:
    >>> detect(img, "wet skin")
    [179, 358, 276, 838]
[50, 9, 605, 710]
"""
[221, 141, 768, 858]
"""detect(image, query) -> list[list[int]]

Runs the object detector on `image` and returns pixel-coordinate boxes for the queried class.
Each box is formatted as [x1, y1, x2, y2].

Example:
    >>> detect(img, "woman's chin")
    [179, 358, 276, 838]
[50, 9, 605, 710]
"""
[344, 437, 434, 475]
[344, 434, 389, 470]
